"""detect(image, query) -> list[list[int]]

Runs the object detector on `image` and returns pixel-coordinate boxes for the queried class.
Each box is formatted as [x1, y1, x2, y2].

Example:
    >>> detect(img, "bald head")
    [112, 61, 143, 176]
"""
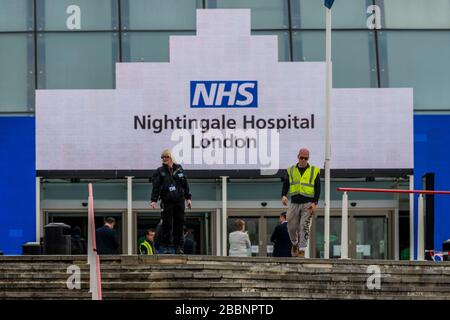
[297, 148, 310, 168]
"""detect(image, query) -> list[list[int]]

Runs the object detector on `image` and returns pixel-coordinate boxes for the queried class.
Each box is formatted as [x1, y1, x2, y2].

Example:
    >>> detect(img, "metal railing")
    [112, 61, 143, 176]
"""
[87, 183, 102, 300]
[337, 187, 450, 261]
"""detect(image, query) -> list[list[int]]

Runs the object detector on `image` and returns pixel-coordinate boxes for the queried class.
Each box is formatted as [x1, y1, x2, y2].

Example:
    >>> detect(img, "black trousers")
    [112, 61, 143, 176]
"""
[161, 200, 185, 248]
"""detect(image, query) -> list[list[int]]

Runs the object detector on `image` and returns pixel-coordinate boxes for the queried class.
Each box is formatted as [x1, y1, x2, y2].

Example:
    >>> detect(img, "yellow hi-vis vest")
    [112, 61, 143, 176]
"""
[287, 164, 320, 198]
[139, 240, 154, 255]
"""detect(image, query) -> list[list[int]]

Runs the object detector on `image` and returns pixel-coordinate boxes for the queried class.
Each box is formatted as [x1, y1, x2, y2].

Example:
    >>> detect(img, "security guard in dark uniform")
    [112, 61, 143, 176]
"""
[150, 149, 192, 254]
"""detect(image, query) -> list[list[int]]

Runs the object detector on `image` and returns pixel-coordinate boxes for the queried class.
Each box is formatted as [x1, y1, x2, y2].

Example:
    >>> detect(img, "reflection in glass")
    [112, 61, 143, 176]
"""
[123, 0, 200, 30]
[36, 0, 117, 31]
[210, 0, 288, 29]
[293, 31, 377, 88]
[315, 217, 341, 259]
[37, 32, 118, 89]
[381, 0, 450, 29]
[0, 34, 34, 112]
[380, 31, 450, 110]
[122, 31, 195, 62]
[355, 216, 387, 259]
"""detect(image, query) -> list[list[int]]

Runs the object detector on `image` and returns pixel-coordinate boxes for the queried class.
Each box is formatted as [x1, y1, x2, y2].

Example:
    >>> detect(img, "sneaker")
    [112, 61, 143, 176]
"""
[175, 247, 184, 255]
[298, 250, 305, 259]
[291, 243, 299, 257]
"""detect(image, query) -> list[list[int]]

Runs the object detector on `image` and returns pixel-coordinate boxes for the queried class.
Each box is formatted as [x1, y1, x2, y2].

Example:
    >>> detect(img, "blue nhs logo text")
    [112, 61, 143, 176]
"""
[190, 81, 258, 108]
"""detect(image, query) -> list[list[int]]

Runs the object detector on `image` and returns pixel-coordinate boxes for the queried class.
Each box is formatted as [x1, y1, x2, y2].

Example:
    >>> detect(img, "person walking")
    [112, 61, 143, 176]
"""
[270, 212, 292, 257]
[281, 148, 321, 258]
[150, 149, 192, 254]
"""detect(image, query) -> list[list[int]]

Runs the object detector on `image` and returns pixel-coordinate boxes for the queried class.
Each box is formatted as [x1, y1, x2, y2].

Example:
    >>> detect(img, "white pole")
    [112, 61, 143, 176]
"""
[417, 194, 425, 261]
[341, 192, 349, 259]
[35, 177, 41, 243]
[394, 207, 400, 260]
[215, 208, 222, 256]
[221, 176, 228, 256]
[127, 176, 133, 255]
[324, 7, 332, 259]
[409, 175, 415, 260]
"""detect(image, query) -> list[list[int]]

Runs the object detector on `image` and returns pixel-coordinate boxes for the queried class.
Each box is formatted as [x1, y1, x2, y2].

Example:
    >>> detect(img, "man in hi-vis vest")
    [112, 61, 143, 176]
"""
[281, 148, 321, 258]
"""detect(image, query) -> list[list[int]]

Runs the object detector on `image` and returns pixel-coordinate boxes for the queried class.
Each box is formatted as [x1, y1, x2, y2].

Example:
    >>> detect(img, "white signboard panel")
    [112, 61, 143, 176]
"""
[36, 9, 413, 174]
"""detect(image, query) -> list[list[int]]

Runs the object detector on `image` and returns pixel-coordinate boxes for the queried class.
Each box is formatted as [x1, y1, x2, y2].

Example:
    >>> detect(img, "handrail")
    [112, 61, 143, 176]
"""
[88, 183, 102, 300]
[336, 187, 450, 262]
[337, 187, 450, 195]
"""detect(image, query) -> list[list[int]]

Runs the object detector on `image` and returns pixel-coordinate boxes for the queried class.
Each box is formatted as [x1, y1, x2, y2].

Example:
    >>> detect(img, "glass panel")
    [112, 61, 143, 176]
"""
[266, 216, 280, 256]
[380, 31, 450, 110]
[133, 180, 217, 201]
[293, 31, 377, 88]
[42, 181, 127, 200]
[315, 217, 341, 258]
[227, 216, 259, 256]
[0, 33, 34, 112]
[355, 216, 388, 259]
[37, 32, 118, 89]
[228, 182, 282, 201]
[122, 31, 195, 62]
[209, 0, 288, 29]
[0, 0, 32, 31]
[380, 0, 450, 29]
[252, 30, 290, 61]
[36, 0, 117, 31]
[123, 0, 201, 30]
[291, 0, 369, 29]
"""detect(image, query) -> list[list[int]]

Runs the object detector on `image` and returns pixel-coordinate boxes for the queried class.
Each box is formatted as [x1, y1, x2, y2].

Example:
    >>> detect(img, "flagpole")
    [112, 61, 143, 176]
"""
[324, 6, 332, 259]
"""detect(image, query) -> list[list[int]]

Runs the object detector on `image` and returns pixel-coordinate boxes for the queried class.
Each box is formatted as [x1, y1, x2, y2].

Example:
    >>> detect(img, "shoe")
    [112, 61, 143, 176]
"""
[298, 250, 305, 259]
[161, 246, 170, 254]
[291, 243, 299, 257]
[175, 247, 184, 254]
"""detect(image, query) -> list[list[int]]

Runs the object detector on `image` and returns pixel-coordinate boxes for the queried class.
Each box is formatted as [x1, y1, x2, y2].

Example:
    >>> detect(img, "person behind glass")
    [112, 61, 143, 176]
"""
[270, 212, 292, 257]
[183, 226, 197, 255]
[228, 219, 251, 257]
[150, 149, 192, 254]
[96, 217, 119, 255]
[70, 226, 87, 255]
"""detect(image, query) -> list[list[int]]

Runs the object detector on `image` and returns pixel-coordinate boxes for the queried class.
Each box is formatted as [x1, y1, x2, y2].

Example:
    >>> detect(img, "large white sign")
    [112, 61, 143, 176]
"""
[36, 9, 413, 174]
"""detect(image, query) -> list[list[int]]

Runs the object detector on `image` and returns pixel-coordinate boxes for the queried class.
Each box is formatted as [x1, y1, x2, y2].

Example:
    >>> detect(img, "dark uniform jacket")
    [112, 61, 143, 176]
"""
[270, 221, 292, 257]
[151, 163, 192, 204]
[96, 225, 119, 255]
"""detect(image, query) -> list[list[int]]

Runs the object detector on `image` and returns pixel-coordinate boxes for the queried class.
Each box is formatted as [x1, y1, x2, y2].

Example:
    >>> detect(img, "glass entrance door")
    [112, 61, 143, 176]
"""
[355, 216, 388, 259]
[312, 211, 391, 259]
[314, 216, 342, 259]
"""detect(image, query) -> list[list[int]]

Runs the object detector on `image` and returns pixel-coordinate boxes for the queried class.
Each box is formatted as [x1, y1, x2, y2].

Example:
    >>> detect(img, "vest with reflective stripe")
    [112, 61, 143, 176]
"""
[287, 164, 320, 198]
[139, 240, 154, 255]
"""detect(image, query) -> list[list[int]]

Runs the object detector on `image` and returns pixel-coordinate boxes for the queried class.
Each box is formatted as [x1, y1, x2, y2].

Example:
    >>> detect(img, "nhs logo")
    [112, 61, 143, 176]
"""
[190, 80, 258, 108]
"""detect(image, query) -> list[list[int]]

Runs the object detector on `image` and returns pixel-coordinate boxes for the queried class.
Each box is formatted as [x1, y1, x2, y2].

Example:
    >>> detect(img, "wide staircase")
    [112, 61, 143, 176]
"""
[0, 255, 449, 300]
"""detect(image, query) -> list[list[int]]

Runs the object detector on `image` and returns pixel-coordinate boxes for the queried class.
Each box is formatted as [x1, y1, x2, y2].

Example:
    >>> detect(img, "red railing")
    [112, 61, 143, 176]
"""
[337, 187, 450, 195]
[88, 183, 102, 300]
[337, 187, 450, 261]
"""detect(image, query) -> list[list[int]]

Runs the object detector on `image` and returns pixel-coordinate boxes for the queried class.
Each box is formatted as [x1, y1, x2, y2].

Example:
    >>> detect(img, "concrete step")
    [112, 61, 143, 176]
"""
[1, 255, 449, 300]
